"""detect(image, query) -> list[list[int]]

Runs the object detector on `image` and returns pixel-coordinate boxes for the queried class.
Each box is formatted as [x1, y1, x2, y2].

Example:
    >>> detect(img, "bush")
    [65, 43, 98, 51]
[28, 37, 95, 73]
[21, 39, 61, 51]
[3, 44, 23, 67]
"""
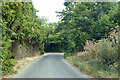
[2, 2, 46, 76]
[77, 27, 119, 71]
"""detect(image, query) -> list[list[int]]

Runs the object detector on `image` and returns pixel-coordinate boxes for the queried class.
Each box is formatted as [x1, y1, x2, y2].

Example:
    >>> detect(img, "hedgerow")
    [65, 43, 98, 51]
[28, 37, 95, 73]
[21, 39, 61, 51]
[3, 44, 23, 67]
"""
[2, 2, 46, 75]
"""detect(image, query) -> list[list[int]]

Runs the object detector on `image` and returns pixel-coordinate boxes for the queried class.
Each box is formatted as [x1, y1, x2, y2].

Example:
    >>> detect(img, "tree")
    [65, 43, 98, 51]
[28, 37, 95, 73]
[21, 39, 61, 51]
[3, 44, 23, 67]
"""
[2, 2, 47, 75]
[56, 2, 118, 53]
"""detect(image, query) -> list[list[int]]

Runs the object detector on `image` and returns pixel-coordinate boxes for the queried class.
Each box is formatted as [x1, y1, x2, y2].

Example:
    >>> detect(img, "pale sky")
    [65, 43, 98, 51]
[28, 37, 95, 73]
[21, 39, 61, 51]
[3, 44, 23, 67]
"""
[32, 0, 65, 23]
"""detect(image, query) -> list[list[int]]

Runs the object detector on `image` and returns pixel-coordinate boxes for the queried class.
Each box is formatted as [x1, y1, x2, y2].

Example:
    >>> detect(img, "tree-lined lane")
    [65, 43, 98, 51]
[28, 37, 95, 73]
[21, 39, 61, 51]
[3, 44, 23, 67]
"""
[14, 53, 89, 78]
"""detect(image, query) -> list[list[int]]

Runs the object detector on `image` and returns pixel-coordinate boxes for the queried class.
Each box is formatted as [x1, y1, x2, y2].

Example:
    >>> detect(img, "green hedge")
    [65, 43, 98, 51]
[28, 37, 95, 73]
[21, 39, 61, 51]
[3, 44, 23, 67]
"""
[2, 2, 46, 75]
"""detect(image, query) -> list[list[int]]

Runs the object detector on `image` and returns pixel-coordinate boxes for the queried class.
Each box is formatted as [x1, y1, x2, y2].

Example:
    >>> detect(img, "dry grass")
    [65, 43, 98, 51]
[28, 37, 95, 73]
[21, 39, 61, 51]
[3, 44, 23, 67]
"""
[3, 54, 43, 78]
[66, 27, 119, 78]
[66, 56, 118, 78]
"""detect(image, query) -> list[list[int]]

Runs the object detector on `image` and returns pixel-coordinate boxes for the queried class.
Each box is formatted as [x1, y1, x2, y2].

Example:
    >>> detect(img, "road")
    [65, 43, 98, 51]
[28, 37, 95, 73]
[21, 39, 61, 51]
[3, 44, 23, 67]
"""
[13, 53, 89, 78]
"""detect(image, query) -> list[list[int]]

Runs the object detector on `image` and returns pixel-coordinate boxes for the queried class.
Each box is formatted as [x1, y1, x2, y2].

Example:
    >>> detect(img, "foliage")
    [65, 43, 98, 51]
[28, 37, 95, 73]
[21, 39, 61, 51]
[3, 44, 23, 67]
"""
[44, 22, 63, 52]
[66, 27, 119, 78]
[45, 2, 118, 56]
[77, 27, 119, 71]
[44, 22, 76, 54]
[56, 2, 118, 55]
[1, 1, 119, 76]
[2, 2, 46, 75]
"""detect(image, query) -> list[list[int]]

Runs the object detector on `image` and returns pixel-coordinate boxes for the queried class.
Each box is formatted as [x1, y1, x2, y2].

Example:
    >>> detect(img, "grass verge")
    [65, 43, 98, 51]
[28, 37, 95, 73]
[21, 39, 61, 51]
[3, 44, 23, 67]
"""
[66, 56, 118, 78]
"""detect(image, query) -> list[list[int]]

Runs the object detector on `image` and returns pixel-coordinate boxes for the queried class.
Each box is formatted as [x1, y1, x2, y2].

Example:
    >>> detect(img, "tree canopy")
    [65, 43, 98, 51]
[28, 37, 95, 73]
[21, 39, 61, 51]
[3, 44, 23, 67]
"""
[45, 2, 118, 55]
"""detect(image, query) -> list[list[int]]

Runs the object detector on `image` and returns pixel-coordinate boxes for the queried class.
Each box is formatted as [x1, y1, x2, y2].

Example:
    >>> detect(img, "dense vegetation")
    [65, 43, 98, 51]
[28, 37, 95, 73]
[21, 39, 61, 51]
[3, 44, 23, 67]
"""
[0, 1, 119, 77]
[1, 2, 46, 75]
[44, 2, 119, 77]
[66, 27, 119, 77]
[45, 2, 118, 54]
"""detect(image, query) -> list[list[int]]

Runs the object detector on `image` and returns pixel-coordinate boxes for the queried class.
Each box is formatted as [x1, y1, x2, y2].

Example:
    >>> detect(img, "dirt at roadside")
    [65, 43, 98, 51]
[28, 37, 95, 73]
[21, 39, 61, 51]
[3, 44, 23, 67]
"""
[3, 55, 44, 78]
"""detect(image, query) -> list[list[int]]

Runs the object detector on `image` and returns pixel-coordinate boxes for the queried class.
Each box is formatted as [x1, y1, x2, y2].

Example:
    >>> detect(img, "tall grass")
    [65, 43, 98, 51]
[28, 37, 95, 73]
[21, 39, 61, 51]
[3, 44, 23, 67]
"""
[77, 27, 119, 75]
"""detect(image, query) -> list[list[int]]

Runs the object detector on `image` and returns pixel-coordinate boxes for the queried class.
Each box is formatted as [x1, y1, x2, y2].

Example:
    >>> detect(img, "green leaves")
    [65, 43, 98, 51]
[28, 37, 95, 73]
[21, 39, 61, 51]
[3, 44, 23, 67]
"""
[2, 2, 47, 75]
[55, 2, 118, 56]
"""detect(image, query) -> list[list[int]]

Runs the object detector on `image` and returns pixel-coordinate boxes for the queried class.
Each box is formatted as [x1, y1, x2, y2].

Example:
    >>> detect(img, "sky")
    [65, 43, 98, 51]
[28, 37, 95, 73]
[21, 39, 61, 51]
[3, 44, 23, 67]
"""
[32, 0, 65, 23]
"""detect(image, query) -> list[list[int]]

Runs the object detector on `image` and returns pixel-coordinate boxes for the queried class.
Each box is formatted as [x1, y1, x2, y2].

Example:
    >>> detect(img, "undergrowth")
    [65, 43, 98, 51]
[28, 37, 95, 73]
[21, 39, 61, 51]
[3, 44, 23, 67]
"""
[66, 26, 119, 78]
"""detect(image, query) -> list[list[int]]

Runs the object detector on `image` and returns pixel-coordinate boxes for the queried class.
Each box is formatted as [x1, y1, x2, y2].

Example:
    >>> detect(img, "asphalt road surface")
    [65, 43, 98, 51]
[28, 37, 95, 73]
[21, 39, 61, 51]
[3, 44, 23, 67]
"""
[13, 53, 89, 78]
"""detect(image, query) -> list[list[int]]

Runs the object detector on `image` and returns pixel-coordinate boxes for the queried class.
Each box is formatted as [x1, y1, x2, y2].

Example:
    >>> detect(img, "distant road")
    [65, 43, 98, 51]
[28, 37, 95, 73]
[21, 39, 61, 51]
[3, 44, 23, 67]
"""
[14, 53, 89, 78]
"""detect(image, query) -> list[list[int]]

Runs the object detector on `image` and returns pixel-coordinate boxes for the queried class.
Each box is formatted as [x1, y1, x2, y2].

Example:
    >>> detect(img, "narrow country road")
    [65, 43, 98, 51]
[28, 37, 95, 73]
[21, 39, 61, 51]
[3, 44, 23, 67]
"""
[13, 53, 89, 78]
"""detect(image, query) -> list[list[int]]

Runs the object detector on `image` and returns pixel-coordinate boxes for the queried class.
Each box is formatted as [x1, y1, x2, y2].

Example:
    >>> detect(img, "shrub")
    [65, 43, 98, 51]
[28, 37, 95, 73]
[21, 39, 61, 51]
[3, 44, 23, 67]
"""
[77, 26, 119, 71]
[2, 2, 46, 76]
